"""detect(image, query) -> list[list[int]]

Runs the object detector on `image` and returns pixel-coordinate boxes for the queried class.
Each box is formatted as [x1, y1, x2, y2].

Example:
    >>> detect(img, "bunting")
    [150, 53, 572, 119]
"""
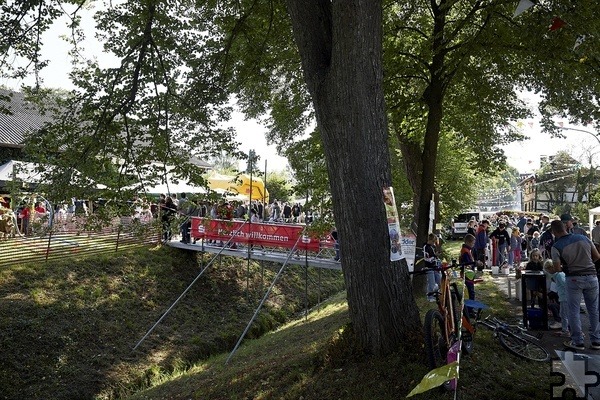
[513, 0, 535, 18]
[549, 16, 566, 31]
[573, 35, 586, 50]
[512, 0, 597, 65]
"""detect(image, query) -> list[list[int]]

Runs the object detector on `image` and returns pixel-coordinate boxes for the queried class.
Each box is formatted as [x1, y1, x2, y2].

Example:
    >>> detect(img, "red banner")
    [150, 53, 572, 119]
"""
[190, 217, 333, 252]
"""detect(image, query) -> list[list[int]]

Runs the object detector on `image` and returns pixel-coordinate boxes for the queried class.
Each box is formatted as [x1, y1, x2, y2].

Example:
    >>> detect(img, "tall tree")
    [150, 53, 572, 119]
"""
[384, 0, 531, 245]
[284, 0, 422, 354]
[1, 0, 423, 355]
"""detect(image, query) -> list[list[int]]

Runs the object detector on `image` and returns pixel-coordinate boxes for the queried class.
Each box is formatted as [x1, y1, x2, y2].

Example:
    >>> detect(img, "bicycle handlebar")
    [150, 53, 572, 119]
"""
[408, 259, 475, 275]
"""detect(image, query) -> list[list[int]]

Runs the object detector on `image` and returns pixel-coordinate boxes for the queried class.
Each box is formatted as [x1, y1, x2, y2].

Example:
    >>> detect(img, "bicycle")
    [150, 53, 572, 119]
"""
[478, 315, 550, 362]
[411, 259, 479, 370]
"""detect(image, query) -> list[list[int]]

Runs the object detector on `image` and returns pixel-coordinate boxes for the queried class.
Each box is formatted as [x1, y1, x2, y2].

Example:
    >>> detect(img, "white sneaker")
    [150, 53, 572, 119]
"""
[549, 322, 562, 330]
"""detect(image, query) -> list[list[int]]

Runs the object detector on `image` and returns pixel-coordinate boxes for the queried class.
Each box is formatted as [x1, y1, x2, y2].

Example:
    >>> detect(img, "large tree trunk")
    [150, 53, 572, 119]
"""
[285, 0, 422, 355]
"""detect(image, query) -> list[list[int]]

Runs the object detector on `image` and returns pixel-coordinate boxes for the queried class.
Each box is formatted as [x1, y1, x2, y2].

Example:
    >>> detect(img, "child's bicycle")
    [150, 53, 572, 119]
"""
[478, 315, 550, 362]
[410, 259, 479, 370]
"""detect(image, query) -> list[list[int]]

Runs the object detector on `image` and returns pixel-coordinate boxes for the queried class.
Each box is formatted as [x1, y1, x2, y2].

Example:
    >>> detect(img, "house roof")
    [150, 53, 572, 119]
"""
[0, 89, 52, 148]
[0, 89, 213, 170]
[517, 174, 535, 186]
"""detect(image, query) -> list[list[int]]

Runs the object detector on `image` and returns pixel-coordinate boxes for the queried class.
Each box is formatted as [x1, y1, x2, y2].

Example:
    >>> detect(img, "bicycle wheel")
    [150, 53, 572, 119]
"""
[498, 331, 550, 362]
[424, 309, 447, 369]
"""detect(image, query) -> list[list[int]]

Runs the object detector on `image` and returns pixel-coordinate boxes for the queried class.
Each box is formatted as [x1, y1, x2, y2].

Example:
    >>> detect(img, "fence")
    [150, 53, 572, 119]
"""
[0, 213, 160, 268]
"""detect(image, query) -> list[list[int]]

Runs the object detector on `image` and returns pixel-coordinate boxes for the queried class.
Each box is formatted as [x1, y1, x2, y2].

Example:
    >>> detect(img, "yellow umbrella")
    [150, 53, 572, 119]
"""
[207, 173, 269, 202]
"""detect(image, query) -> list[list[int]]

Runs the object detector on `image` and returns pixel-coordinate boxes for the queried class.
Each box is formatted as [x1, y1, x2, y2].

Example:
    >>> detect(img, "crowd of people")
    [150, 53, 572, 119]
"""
[155, 193, 309, 244]
[424, 210, 600, 350]
[461, 211, 600, 351]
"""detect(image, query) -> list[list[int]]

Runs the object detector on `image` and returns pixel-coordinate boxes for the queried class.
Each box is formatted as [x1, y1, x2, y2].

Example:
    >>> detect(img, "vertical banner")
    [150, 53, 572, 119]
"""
[401, 233, 417, 272]
[428, 195, 435, 234]
[383, 187, 404, 261]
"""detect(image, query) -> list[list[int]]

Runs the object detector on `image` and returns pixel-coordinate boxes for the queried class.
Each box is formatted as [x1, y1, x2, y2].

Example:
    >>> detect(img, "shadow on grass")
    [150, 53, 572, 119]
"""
[130, 277, 553, 400]
[0, 246, 345, 400]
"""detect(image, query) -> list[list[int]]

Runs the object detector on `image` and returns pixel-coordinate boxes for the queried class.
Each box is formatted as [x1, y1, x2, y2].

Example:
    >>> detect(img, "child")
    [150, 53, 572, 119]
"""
[510, 228, 522, 268]
[424, 233, 440, 302]
[530, 231, 541, 250]
[459, 234, 478, 315]
[525, 248, 543, 308]
[544, 259, 569, 336]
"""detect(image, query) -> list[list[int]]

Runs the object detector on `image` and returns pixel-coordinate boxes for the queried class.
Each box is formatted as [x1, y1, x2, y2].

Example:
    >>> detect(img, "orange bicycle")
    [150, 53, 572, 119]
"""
[412, 259, 480, 370]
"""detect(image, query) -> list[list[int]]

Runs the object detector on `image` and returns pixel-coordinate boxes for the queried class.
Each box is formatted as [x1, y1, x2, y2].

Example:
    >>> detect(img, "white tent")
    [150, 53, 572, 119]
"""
[0, 160, 44, 183]
[130, 161, 208, 195]
[0, 160, 107, 189]
[589, 206, 600, 234]
[142, 178, 207, 195]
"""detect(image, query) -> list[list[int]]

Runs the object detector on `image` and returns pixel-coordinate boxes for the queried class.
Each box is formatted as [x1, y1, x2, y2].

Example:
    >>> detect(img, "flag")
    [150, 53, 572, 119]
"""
[513, 0, 535, 18]
[573, 35, 586, 50]
[407, 362, 459, 397]
[549, 17, 566, 31]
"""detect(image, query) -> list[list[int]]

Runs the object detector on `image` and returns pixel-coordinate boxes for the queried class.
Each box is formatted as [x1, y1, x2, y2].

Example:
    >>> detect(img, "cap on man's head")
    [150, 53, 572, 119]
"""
[560, 213, 573, 222]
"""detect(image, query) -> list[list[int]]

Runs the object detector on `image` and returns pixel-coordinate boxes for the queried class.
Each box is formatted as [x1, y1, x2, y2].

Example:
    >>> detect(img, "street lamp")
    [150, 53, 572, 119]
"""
[557, 125, 600, 146]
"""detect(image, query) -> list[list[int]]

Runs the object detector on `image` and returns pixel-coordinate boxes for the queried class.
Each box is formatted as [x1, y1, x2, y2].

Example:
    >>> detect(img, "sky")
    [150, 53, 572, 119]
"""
[3, 7, 598, 176]
[500, 93, 600, 174]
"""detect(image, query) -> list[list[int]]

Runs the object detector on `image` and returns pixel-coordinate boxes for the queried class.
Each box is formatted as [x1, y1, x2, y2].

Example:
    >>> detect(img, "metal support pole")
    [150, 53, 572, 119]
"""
[133, 221, 247, 351]
[318, 267, 322, 307]
[115, 225, 121, 252]
[304, 250, 309, 320]
[45, 230, 53, 262]
[226, 231, 306, 364]
[263, 159, 267, 220]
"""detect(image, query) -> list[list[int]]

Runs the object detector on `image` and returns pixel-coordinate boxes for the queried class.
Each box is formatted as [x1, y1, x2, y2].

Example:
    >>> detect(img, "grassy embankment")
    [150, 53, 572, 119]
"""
[0, 245, 344, 399]
[0, 240, 552, 399]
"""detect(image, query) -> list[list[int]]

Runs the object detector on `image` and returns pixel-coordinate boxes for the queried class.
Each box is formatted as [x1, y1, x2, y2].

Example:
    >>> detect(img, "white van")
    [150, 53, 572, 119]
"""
[451, 211, 482, 240]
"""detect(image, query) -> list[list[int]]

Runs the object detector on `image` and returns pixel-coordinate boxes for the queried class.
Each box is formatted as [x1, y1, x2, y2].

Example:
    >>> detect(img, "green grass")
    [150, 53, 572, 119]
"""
[0, 246, 345, 400]
[0, 242, 552, 400]
[125, 273, 552, 400]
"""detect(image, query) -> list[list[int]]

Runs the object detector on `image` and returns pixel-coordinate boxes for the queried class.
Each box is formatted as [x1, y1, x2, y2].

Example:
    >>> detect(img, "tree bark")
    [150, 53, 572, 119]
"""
[285, 0, 422, 355]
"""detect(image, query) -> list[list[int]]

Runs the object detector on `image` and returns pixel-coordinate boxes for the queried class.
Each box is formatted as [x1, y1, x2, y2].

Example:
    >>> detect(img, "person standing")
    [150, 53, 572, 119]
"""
[489, 222, 510, 266]
[509, 228, 522, 268]
[560, 213, 577, 234]
[572, 216, 588, 236]
[459, 234, 479, 316]
[517, 213, 527, 233]
[551, 220, 600, 350]
[592, 220, 600, 246]
[474, 220, 490, 268]
[178, 193, 191, 243]
[332, 227, 341, 262]
[161, 196, 176, 242]
[283, 202, 292, 222]
[540, 220, 555, 260]
[423, 233, 440, 302]
[21, 202, 31, 236]
[467, 218, 477, 237]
